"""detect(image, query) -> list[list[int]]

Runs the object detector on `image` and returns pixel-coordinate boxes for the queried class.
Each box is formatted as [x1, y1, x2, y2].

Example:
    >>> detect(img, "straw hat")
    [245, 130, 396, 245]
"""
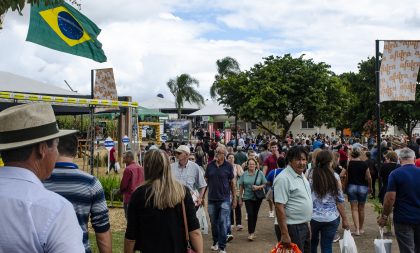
[0, 103, 77, 151]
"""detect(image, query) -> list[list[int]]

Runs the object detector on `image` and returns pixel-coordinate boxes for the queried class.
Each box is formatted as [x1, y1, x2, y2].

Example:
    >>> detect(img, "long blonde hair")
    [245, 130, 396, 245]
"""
[143, 149, 185, 209]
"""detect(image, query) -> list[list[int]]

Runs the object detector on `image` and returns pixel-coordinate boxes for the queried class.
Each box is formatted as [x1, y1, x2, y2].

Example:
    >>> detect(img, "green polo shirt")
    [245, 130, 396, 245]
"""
[273, 165, 312, 224]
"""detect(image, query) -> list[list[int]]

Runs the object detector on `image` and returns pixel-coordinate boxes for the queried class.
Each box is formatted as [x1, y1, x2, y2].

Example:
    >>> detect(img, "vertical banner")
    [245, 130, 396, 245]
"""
[224, 129, 231, 143]
[208, 123, 214, 139]
[94, 68, 118, 113]
[380, 41, 420, 102]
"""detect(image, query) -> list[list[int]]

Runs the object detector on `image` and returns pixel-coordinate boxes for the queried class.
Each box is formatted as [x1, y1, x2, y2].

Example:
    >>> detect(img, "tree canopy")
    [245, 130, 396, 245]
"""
[167, 73, 204, 119]
[215, 54, 351, 138]
[210, 56, 240, 98]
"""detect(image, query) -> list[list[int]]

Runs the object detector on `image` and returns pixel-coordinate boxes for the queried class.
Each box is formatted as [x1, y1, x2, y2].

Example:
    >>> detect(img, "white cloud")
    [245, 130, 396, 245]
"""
[1, 0, 420, 104]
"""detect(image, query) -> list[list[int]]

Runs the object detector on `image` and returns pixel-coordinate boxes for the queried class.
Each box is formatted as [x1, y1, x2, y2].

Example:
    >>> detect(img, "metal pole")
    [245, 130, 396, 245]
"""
[90, 70, 95, 175]
[375, 40, 382, 178]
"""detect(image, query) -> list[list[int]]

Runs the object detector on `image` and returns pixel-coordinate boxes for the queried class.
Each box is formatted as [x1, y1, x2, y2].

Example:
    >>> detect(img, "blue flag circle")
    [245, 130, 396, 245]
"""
[57, 11, 83, 40]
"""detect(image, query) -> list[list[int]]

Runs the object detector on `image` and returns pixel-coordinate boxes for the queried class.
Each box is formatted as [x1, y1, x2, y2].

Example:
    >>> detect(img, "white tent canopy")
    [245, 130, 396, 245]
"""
[0, 71, 79, 96]
[189, 100, 228, 116]
[141, 96, 201, 110]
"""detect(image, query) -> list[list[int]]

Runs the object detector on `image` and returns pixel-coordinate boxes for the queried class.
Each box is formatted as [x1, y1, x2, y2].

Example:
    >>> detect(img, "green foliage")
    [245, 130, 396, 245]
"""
[0, 0, 80, 16]
[56, 115, 90, 133]
[216, 54, 351, 138]
[340, 56, 420, 137]
[167, 73, 205, 119]
[211, 56, 241, 98]
[98, 175, 122, 202]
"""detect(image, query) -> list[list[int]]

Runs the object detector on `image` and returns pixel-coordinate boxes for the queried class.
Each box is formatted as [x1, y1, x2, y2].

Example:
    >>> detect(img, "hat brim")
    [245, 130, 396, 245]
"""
[0, 129, 78, 151]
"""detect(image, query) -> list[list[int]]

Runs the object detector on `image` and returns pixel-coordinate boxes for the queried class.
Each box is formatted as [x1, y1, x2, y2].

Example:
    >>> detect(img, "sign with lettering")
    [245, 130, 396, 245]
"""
[380, 41, 420, 102]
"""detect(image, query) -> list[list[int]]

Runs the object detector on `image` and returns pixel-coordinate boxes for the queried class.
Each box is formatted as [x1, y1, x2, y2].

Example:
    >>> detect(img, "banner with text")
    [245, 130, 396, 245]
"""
[164, 120, 190, 142]
[380, 41, 420, 102]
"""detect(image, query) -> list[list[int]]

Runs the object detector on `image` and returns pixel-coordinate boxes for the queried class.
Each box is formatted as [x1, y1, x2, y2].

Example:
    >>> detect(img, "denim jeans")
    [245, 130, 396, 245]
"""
[394, 222, 420, 253]
[208, 200, 230, 250]
[310, 217, 340, 253]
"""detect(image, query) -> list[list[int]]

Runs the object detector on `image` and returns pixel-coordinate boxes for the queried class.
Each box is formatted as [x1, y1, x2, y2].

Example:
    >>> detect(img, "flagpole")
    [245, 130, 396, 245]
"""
[375, 40, 382, 180]
[90, 69, 95, 175]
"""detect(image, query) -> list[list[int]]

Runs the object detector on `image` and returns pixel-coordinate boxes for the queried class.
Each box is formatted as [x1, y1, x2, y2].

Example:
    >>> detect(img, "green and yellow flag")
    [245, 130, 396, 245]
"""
[26, 1, 107, 62]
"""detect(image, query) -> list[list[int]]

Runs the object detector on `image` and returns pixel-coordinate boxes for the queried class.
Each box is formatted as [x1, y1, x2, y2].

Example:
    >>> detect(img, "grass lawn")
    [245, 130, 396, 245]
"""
[89, 231, 125, 253]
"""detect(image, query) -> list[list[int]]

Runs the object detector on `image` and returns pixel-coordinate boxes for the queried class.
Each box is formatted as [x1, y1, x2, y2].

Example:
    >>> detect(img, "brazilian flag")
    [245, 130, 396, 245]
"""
[26, 1, 107, 62]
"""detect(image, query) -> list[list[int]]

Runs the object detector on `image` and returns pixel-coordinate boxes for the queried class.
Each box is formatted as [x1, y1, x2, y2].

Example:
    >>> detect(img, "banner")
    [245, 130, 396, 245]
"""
[208, 123, 214, 139]
[380, 41, 420, 102]
[94, 68, 118, 113]
[164, 120, 190, 142]
[26, 1, 106, 62]
[224, 128, 231, 143]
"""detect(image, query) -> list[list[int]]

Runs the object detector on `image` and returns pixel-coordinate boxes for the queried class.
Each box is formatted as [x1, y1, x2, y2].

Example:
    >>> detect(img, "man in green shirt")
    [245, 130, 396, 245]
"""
[273, 146, 312, 252]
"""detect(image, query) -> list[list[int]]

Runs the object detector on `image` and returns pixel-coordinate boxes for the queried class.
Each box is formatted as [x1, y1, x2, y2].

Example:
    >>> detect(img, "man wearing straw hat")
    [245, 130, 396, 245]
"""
[0, 103, 84, 252]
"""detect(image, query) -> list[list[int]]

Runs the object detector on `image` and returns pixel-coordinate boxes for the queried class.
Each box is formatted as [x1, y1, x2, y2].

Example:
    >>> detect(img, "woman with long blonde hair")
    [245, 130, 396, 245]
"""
[124, 149, 203, 253]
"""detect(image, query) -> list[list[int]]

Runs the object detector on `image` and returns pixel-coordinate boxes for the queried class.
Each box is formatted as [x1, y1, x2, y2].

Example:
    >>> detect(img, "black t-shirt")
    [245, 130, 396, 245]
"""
[347, 160, 369, 186]
[125, 185, 199, 253]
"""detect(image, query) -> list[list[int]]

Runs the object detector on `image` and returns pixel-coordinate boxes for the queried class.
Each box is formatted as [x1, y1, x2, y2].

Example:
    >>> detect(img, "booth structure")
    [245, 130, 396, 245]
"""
[138, 122, 161, 145]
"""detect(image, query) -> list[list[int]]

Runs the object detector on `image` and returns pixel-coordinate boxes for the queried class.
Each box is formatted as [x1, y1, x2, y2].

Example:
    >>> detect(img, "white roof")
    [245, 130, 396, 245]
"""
[0, 71, 79, 96]
[189, 100, 228, 116]
[141, 96, 201, 110]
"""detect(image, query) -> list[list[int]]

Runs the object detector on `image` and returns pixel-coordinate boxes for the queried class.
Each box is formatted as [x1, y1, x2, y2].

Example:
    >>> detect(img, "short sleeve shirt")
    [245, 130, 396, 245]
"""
[238, 170, 267, 200]
[171, 161, 207, 194]
[205, 160, 234, 201]
[273, 165, 313, 224]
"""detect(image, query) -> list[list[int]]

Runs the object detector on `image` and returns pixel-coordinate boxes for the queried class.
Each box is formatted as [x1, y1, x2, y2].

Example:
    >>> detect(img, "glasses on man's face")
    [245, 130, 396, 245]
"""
[175, 152, 182, 156]
[189, 158, 195, 161]
[216, 151, 225, 155]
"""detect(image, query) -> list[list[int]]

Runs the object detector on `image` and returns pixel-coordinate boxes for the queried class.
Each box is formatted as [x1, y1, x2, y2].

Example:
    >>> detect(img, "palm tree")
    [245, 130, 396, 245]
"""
[167, 74, 204, 119]
[210, 56, 240, 98]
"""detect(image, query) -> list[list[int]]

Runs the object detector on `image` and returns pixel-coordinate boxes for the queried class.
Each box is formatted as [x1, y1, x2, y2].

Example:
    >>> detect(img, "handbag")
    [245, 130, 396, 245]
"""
[253, 170, 266, 200]
[270, 242, 302, 253]
[181, 199, 197, 253]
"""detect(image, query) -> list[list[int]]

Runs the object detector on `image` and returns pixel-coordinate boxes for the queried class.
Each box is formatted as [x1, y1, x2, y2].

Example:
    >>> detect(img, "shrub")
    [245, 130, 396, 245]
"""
[98, 175, 122, 202]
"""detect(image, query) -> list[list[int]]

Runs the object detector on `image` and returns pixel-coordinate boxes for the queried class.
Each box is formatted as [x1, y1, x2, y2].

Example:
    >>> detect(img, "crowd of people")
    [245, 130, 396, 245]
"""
[0, 103, 420, 253]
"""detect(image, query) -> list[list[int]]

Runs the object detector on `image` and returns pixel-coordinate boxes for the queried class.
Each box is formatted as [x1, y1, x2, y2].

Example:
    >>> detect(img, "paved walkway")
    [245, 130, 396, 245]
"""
[202, 200, 399, 253]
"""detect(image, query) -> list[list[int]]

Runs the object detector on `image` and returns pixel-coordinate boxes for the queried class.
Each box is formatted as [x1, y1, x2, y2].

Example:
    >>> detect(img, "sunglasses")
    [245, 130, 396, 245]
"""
[175, 152, 182, 155]
[189, 158, 195, 161]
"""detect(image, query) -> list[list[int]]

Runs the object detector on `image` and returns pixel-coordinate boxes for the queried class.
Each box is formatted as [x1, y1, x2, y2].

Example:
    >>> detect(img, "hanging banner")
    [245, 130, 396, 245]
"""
[208, 123, 214, 139]
[94, 68, 119, 113]
[164, 120, 190, 142]
[380, 41, 420, 102]
[224, 128, 231, 143]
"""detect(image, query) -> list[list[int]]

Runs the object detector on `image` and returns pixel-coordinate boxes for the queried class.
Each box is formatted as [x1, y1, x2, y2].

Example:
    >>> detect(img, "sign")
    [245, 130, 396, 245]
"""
[380, 41, 420, 101]
[104, 137, 114, 150]
[224, 129, 232, 143]
[164, 120, 190, 142]
[122, 136, 130, 144]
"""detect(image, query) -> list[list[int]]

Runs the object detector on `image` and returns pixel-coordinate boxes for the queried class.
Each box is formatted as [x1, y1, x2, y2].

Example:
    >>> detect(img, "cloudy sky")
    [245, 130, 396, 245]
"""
[1, 0, 420, 103]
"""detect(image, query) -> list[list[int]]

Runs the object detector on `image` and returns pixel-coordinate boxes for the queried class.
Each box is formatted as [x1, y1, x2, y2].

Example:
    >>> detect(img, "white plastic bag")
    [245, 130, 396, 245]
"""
[339, 229, 358, 253]
[196, 206, 208, 234]
[115, 162, 121, 171]
[374, 227, 392, 253]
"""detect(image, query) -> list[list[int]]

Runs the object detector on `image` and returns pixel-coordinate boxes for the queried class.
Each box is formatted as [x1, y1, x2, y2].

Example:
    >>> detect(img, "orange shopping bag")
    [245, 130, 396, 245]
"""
[270, 242, 302, 253]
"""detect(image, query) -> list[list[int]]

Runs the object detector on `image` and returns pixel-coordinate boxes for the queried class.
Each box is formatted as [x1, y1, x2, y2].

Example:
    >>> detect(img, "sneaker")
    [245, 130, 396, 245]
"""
[248, 234, 255, 241]
[219, 250, 227, 253]
[269, 211, 275, 218]
[210, 243, 219, 251]
[236, 225, 243, 231]
[227, 234, 234, 242]
[333, 233, 340, 243]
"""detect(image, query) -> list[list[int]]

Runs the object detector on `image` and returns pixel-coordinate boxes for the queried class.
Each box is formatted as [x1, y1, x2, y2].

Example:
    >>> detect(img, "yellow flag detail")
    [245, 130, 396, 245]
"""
[39, 6, 91, 47]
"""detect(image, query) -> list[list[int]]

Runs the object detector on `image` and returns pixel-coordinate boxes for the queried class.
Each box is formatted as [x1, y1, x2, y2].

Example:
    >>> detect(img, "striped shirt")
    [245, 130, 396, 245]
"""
[43, 162, 110, 253]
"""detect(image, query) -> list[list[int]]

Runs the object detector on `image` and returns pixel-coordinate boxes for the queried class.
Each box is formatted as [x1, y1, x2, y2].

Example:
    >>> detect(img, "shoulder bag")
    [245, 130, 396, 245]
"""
[181, 199, 197, 253]
[253, 170, 266, 200]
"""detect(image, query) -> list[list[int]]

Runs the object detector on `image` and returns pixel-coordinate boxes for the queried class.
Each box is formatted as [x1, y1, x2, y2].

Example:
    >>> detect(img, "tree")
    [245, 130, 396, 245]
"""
[210, 56, 240, 98]
[167, 73, 204, 119]
[1, 0, 80, 27]
[339, 57, 377, 134]
[216, 54, 350, 139]
[382, 84, 420, 138]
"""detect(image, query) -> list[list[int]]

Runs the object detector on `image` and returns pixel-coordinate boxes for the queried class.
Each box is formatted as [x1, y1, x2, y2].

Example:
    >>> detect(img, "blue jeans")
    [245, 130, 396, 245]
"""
[208, 200, 230, 250]
[310, 217, 340, 253]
